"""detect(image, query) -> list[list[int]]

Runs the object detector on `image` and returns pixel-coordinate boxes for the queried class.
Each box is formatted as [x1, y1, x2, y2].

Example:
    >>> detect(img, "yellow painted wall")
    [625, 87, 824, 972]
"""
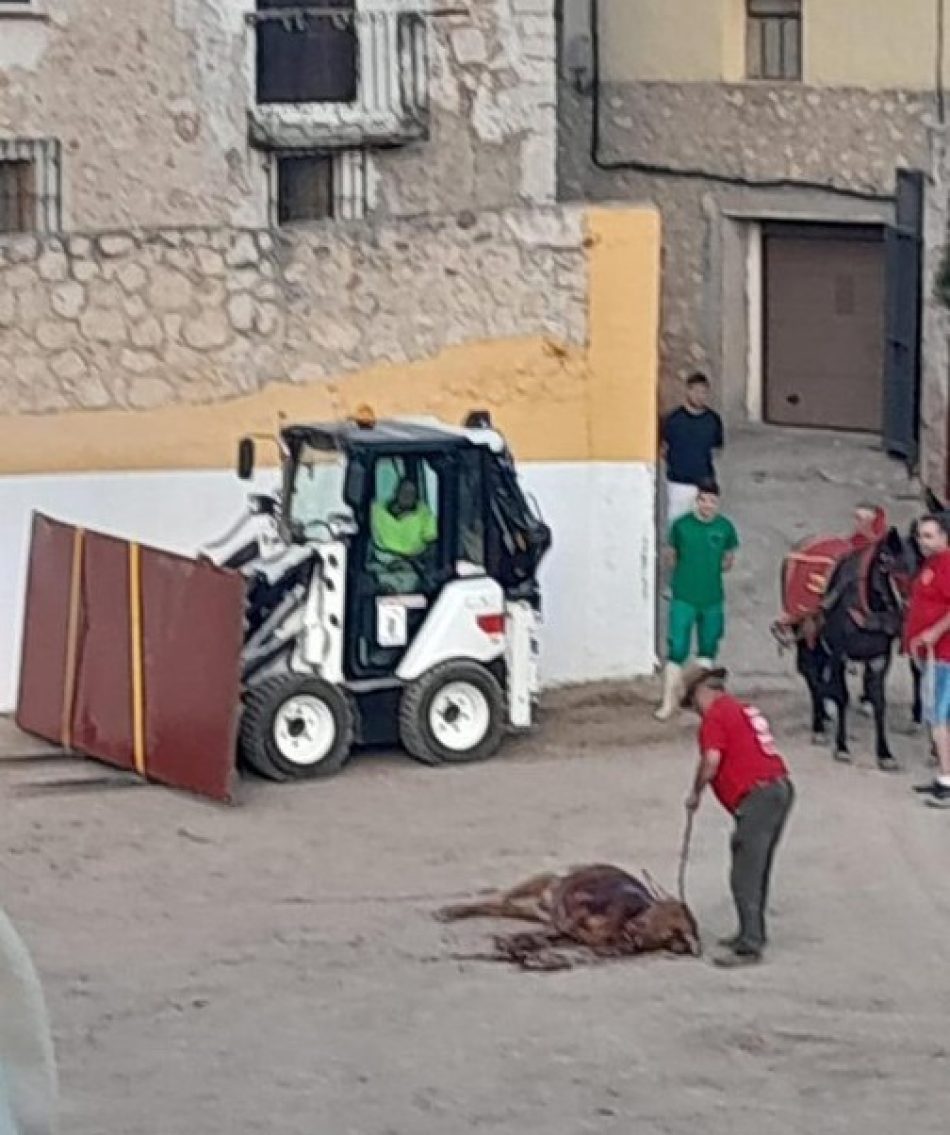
[601, 0, 727, 83]
[600, 0, 949, 90]
[0, 207, 661, 475]
[806, 0, 945, 90]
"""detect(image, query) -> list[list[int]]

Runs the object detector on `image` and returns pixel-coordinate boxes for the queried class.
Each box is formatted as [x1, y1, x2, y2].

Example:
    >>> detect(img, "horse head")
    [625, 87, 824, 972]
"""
[874, 527, 919, 607]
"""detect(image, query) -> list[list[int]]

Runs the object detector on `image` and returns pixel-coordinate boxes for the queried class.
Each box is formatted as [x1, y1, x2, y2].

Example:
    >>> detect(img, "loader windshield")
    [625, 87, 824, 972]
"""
[287, 444, 347, 539]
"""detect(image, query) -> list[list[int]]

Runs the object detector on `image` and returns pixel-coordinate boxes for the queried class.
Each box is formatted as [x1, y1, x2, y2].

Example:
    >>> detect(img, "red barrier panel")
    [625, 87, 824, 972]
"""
[16, 515, 76, 745]
[16, 513, 245, 803]
[140, 548, 244, 802]
[72, 531, 135, 772]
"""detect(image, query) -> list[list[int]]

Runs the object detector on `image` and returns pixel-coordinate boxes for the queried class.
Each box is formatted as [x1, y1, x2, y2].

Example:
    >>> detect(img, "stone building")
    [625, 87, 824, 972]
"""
[0, 1, 664, 703]
[559, 0, 939, 451]
[0, 0, 556, 230]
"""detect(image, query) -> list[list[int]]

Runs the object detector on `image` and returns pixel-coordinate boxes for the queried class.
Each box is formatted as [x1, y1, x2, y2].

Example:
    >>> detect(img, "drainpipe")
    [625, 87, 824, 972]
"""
[938, 0, 946, 124]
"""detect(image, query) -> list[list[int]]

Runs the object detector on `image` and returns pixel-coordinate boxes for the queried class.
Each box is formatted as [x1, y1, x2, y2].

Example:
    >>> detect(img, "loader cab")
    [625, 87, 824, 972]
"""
[278, 416, 550, 683]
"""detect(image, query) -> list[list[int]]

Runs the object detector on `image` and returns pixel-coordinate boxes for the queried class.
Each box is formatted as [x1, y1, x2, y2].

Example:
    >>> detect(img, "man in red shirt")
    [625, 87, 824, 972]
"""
[682, 665, 795, 967]
[906, 515, 950, 807]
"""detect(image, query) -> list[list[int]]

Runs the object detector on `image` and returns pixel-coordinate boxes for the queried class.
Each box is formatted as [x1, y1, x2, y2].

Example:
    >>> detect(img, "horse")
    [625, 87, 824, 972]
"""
[790, 527, 918, 769]
[436, 864, 700, 971]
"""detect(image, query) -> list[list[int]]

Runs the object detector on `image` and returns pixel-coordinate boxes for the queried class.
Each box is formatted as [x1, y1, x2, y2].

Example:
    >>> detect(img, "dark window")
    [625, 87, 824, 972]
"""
[457, 451, 486, 568]
[747, 0, 802, 81]
[256, 0, 358, 105]
[277, 154, 333, 223]
[0, 160, 35, 234]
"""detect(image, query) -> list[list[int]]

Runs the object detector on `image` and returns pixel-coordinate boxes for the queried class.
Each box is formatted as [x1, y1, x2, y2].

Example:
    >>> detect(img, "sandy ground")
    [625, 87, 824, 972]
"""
[2, 676, 950, 1135]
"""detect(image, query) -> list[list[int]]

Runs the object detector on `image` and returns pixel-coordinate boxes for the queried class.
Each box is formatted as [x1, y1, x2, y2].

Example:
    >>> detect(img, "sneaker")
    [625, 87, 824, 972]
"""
[924, 783, 950, 808]
[713, 948, 763, 969]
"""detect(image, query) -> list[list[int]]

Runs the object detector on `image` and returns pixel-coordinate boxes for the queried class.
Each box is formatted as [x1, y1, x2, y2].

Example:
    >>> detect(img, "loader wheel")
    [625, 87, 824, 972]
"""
[400, 661, 505, 766]
[240, 676, 355, 781]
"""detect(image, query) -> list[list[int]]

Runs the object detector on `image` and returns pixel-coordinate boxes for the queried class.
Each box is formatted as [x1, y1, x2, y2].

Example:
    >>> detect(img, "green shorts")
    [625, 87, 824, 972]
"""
[667, 599, 725, 665]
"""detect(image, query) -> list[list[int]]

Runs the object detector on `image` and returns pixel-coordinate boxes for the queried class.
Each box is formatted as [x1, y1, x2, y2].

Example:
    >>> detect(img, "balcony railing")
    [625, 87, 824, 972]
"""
[247, 6, 430, 152]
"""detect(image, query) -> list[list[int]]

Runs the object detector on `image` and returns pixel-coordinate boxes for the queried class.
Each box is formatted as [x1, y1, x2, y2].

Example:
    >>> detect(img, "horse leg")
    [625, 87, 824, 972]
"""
[866, 654, 899, 771]
[827, 657, 851, 762]
[798, 643, 829, 742]
[859, 666, 873, 717]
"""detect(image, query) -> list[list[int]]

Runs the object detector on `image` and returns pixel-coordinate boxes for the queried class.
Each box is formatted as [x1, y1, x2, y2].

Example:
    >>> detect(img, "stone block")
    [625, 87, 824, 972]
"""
[226, 233, 260, 269]
[183, 310, 231, 351]
[49, 350, 88, 383]
[131, 316, 165, 350]
[98, 234, 136, 258]
[36, 320, 77, 351]
[37, 251, 70, 283]
[51, 281, 87, 320]
[227, 293, 255, 333]
[451, 28, 488, 66]
[149, 267, 193, 312]
[80, 308, 128, 345]
[128, 376, 174, 410]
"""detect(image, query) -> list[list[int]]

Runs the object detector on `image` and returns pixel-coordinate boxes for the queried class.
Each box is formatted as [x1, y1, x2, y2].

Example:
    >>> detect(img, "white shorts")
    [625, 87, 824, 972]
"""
[666, 482, 698, 529]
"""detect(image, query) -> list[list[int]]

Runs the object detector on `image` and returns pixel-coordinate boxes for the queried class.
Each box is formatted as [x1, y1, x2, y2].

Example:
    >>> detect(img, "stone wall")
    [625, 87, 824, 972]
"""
[559, 79, 934, 410]
[0, 0, 556, 231]
[0, 207, 587, 416]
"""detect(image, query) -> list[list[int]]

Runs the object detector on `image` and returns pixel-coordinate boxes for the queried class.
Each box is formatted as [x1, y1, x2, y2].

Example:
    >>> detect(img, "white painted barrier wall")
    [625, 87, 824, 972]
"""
[0, 462, 656, 712]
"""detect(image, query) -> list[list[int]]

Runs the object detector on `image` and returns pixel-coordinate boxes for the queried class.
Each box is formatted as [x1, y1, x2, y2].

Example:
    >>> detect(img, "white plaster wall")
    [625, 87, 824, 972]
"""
[0, 461, 655, 712]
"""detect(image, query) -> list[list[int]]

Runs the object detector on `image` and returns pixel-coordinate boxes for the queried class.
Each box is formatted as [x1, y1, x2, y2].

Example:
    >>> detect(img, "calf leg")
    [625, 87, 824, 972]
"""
[436, 873, 557, 923]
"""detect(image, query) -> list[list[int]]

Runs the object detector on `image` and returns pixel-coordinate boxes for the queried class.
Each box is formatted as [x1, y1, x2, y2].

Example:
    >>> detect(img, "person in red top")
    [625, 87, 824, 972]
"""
[906, 514, 950, 807]
[682, 665, 795, 967]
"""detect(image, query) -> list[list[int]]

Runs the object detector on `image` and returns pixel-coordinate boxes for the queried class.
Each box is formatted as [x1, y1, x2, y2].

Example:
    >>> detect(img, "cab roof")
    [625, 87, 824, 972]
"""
[282, 416, 506, 455]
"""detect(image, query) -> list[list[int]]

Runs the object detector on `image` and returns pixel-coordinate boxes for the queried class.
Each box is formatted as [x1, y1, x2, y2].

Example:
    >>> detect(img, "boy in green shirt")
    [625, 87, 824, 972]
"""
[656, 479, 739, 720]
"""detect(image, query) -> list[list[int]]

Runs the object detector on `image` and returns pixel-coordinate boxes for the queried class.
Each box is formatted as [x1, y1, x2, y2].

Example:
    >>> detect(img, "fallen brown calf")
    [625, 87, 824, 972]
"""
[437, 864, 701, 971]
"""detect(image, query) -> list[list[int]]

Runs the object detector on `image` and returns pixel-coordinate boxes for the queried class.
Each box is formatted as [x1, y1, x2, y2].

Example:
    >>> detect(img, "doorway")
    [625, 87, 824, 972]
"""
[763, 223, 886, 432]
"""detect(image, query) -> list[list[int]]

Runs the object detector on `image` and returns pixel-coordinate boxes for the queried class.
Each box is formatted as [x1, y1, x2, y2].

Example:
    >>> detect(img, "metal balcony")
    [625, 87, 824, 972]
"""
[246, 5, 430, 152]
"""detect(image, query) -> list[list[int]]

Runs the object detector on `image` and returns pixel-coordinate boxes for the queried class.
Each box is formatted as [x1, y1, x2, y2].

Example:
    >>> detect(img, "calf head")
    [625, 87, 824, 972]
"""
[625, 900, 701, 956]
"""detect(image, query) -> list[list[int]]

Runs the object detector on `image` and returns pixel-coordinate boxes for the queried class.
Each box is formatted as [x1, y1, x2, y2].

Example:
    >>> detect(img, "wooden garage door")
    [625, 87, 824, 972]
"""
[764, 224, 886, 431]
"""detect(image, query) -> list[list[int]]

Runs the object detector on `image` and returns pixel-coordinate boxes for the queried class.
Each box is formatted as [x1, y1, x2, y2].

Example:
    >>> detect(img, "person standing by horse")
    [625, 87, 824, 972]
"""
[656, 480, 739, 720]
[907, 514, 950, 807]
[681, 664, 795, 967]
[660, 373, 725, 527]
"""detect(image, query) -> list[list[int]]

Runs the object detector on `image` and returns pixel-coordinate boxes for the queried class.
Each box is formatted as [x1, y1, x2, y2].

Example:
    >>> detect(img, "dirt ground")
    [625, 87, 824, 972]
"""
[2, 675, 950, 1135]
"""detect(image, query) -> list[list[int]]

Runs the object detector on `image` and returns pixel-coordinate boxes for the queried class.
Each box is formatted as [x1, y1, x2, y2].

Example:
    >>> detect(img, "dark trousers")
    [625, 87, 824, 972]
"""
[730, 778, 795, 953]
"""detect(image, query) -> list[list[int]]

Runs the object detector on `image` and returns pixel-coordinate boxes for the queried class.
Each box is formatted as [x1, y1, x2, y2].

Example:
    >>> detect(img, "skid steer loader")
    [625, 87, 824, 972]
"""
[202, 408, 551, 781]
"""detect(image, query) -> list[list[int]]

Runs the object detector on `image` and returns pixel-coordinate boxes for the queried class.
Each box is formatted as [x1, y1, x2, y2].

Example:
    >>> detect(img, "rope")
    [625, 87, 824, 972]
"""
[677, 810, 694, 904]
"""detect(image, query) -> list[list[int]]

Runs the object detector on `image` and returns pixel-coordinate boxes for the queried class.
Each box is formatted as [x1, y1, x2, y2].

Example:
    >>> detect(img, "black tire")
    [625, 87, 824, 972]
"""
[239, 675, 355, 781]
[399, 661, 506, 766]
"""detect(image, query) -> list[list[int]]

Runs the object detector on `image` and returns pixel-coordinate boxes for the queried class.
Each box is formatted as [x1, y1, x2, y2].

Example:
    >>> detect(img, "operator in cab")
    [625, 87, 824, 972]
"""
[371, 478, 438, 592]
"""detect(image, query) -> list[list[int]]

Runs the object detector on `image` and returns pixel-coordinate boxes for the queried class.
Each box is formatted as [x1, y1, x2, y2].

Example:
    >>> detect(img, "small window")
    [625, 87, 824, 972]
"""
[271, 150, 367, 225]
[0, 139, 60, 234]
[746, 0, 802, 82]
[277, 154, 334, 224]
[0, 160, 34, 234]
[255, 0, 357, 105]
[457, 452, 486, 568]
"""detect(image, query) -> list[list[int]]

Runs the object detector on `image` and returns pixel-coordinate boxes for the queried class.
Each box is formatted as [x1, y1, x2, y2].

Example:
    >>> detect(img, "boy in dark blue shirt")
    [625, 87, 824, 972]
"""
[661, 373, 725, 525]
